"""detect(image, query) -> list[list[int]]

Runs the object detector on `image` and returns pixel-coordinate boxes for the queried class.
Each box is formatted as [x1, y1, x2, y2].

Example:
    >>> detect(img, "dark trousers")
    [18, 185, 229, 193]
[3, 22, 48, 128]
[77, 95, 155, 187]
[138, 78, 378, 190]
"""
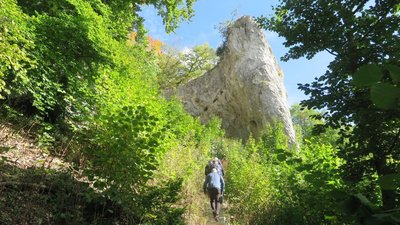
[208, 187, 222, 216]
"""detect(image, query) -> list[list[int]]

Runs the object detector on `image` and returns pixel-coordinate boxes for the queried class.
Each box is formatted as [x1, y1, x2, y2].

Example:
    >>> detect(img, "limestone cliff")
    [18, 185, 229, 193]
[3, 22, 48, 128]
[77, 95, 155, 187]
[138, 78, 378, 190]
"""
[176, 16, 296, 144]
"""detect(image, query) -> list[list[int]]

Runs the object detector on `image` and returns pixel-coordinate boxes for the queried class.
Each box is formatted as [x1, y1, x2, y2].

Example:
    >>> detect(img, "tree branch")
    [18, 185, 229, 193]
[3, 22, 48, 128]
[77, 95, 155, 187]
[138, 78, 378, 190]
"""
[325, 48, 338, 57]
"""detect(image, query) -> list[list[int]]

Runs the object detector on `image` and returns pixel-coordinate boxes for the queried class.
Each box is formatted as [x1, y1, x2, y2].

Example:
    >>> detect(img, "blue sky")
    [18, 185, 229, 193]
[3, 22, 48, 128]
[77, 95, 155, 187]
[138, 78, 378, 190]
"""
[140, 0, 335, 105]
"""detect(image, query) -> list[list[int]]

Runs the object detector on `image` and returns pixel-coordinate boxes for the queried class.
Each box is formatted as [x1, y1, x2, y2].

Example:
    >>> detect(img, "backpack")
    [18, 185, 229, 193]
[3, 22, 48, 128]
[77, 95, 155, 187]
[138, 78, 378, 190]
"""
[205, 160, 224, 176]
[205, 160, 216, 176]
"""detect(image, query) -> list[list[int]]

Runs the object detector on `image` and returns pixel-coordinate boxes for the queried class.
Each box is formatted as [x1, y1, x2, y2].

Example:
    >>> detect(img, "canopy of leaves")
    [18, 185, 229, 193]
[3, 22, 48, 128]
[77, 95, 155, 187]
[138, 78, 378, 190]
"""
[257, 0, 400, 214]
[290, 104, 339, 145]
[157, 43, 218, 89]
[0, 0, 201, 223]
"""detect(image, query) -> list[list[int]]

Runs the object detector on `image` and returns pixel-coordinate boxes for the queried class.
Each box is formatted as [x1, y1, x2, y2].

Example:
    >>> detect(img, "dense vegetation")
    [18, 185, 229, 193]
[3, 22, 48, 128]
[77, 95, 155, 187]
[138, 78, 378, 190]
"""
[1, 0, 209, 223]
[1, 0, 399, 224]
[255, 0, 400, 224]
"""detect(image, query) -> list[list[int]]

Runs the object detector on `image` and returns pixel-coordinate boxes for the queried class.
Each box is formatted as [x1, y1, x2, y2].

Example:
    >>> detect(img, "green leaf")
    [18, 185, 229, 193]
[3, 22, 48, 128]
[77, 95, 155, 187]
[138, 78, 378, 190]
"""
[277, 153, 287, 162]
[377, 173, 400, 190]
[145, 163, 157, 171]
[296, 164, 314, 172]
[386, 64, 400, 82]
[370, 83, 400, 109]
[353, 64, 382, 87]
[342, 193, 376, 215]
[148, 140, 158, 147]
[324, 215, 336, 221]
[395, 4, 400, 14]
[127, 109, 133, 116]
[275, 148, 285, 154]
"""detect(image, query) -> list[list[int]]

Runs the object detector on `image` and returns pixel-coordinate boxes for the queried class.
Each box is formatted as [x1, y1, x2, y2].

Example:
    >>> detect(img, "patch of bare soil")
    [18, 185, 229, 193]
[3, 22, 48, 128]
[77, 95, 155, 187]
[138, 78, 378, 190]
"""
[0, 123, 69, 170]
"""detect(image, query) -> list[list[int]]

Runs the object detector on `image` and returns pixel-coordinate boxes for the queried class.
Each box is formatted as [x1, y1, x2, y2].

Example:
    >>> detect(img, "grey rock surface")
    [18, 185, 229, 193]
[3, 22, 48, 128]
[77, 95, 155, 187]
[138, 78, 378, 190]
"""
[176, 16, 296, 144]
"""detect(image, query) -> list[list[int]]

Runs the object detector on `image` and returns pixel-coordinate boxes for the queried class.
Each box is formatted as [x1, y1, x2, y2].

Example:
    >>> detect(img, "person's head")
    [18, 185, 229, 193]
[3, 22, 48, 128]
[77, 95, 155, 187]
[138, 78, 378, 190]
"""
[211, 168, 217, 173]
[213, 157, 218, 162]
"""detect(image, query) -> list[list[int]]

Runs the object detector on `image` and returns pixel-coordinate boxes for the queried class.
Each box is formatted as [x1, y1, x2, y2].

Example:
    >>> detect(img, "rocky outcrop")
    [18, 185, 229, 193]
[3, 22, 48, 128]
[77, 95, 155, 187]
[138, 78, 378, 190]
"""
[176, 16, 296, 144]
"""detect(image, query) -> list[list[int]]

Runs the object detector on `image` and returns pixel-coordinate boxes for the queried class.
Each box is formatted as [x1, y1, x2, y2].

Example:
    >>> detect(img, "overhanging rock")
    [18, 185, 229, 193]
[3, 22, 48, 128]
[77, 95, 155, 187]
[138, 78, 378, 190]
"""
[176, 16, 296, 145]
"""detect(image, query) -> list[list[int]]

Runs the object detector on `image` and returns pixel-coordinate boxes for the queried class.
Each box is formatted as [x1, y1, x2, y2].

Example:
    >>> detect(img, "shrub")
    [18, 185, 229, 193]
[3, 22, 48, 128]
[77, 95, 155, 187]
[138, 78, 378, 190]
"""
[225, 123, 347, 225]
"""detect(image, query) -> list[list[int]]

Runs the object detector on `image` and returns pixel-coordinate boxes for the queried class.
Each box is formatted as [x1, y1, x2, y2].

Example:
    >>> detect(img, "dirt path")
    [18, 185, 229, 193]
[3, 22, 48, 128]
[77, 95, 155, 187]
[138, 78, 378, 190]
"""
[205, 160, 230, 224]
[204, 209, 228, 225]
[1, 123, 233, 224]
[204, 199, 231, 225]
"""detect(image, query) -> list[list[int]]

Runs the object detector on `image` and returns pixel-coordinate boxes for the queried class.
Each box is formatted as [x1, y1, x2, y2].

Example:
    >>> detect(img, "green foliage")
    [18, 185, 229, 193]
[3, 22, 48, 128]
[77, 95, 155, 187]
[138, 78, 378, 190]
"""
[224, 139, 271, 223]
[290, 104, 340, 146]
[225, 123, 347, 225]
[83, 105, 163, 193]
[0, 165, 133, 224]
[1, 0, 197, 124]
[353, 65, 382, 87]
[343, 193, 400, 225]
[157, 43, 218, 89]
[138, 0, 196, 33]
[353, 64, 400, 110]
[0, 0, 34, 99]
[257, 0, 400, 213]
[133, 179, 186, 225]
[0, 0, 203, 223]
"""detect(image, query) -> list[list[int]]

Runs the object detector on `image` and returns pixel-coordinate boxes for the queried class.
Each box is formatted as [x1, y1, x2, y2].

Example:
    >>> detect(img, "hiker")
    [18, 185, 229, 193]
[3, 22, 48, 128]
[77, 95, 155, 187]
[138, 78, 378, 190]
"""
[203, 168, 225, 221]
[205, 157, 225, 177]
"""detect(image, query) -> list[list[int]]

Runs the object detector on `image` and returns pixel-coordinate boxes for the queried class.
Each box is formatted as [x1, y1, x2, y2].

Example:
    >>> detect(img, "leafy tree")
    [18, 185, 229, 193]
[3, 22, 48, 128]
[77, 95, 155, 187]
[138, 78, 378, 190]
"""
[180, 44, 218, 79]
[290, 104, 339, 145]
[1, 0, 196, 120]
[257, 0, 400, 211]
[225, 123, 346, 225]
[0, 0, 34, 100]
[157, 46, 185, 89]
[1, 0, 199, 223]
[129, 32, 165, 54]
[157, 43, 218, 89]
[290, 104, 321, 139]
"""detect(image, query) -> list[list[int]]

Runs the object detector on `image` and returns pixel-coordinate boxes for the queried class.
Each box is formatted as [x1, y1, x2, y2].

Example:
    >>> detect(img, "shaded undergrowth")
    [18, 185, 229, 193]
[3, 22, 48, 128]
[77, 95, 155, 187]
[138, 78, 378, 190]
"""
[0, 162, 135, 225]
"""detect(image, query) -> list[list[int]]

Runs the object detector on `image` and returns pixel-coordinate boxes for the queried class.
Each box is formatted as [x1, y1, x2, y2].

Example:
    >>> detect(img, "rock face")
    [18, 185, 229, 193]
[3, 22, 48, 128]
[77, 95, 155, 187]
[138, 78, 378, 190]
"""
[176, 16, 296, 144]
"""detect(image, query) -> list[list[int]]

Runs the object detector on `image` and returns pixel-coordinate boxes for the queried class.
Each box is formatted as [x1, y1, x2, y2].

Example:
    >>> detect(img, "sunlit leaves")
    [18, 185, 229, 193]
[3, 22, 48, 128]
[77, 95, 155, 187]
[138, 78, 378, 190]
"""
[151, 0, 196, 33]
[85, 104, 165, 190]
[157, 43, 218, 89]
[129, 32, 165, 55]
[226, 122, 345, 224]
[0, 0, 199, 223]
[0, 0, 34, 99]
[256, 1, 400, 223]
